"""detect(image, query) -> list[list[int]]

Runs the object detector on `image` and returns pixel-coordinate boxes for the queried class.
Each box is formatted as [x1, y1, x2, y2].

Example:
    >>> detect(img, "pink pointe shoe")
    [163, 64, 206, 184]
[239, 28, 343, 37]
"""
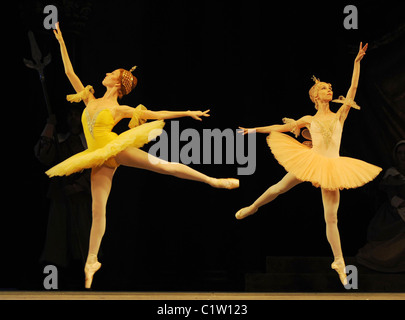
[84, 261, 102, 289]
[331, 258, 348, 286]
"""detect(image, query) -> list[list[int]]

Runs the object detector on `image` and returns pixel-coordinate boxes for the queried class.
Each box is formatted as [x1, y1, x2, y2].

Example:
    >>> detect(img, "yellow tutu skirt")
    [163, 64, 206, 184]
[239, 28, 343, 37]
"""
[46, 120, 165, 177]
[267, 131, 382, 190]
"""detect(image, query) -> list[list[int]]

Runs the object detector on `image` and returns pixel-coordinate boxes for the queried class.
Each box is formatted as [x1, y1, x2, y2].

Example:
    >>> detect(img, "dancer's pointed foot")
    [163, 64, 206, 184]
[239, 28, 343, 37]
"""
[84, 261, 102, 289]
[331, 258, 348, 286]
[211, 178, 239, 189]
[235, 205, 258, 220]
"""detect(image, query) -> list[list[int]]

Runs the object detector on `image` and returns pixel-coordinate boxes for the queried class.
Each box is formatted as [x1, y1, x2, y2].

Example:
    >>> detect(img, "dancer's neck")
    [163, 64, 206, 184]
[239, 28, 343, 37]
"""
[316, 101, 332, 115]
[102, 87, 119, 101]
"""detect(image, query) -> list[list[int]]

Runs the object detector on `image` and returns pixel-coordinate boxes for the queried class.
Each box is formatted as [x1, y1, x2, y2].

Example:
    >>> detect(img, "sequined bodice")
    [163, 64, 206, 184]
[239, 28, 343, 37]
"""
[309, 114, 342, 158]
[82, 108, 118, 151]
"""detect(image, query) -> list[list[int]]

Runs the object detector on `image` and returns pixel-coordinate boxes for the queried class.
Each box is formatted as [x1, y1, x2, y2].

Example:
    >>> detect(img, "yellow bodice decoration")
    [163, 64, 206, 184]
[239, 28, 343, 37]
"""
[66, 85, 95, 103]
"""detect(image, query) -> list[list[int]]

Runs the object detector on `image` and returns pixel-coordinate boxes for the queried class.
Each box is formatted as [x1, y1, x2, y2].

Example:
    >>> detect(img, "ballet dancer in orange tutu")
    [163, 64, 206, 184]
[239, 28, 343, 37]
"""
[237, 43, 381, 286]
[47, 23, 239, 288]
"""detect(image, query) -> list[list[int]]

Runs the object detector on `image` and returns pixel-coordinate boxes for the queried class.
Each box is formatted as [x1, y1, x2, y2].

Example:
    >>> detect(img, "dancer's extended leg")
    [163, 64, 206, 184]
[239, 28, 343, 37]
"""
[321, 188, 347, 286]
[116, 147, 238, 189]
[236, 172, 302, 219]
[85, 165, 115, 289]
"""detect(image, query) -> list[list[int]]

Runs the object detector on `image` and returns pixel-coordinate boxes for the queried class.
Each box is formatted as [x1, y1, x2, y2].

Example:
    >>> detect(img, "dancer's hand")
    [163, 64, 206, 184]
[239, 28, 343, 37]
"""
[355, 42, 368, 63]
[238, 127, 256, 135]
[53, 22, 64, 43]
[188, 109, 210, 121]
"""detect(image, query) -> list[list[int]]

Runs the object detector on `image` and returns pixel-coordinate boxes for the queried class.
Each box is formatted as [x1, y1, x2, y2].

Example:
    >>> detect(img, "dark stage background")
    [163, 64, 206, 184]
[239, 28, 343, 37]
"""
[2, 0, 404, 290]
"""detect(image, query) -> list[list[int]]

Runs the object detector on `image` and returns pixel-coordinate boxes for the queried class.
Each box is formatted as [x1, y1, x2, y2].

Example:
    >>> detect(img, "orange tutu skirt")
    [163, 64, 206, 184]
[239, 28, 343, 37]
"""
[267, 131, 382, 190]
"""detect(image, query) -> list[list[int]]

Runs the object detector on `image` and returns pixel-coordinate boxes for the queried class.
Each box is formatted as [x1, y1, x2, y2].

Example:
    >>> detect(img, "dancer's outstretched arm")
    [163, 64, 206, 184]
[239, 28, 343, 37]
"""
[238, 115, 312, 135]
[338, 42, 368, 123]
[143, 109, 210, 121]
[117, 105, 210, 122]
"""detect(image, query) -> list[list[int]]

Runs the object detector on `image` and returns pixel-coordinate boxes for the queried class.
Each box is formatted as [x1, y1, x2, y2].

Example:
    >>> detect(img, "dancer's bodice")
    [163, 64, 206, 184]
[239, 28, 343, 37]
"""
[309, 114, 342, 158]
[82, 108, 118, 151]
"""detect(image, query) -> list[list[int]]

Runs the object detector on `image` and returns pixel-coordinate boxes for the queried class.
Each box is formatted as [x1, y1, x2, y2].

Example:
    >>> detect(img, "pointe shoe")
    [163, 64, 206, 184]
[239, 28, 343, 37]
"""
[235, 206, 258, 220]
[84, 261, 102, 289]
[214, 178, 239, 189]
[331, 259, 348, 286]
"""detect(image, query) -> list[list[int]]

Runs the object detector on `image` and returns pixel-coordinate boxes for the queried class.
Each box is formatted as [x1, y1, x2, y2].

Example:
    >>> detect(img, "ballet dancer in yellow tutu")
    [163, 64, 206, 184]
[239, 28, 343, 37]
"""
[48, 23, 239, 288]
[237, 43, 381, 286]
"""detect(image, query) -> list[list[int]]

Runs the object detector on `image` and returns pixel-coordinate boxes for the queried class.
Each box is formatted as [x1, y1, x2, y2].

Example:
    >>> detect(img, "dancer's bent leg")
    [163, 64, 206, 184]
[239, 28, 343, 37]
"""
[116, 147, 238, 189]
[236, 172, 302, 219]
[321, 188, 347, 286]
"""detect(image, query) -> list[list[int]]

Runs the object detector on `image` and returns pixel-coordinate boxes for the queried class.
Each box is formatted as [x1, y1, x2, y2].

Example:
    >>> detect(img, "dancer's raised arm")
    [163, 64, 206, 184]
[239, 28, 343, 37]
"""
[238, 115, 312, 135]
[338, 42, 368, 123]
[53, 22, 91, 101]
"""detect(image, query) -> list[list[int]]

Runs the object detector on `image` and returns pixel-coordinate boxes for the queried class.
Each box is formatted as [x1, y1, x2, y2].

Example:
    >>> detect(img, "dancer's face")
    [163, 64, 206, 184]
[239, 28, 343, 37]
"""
[102, 70, 120, 88]
[316, 82, 333, 102]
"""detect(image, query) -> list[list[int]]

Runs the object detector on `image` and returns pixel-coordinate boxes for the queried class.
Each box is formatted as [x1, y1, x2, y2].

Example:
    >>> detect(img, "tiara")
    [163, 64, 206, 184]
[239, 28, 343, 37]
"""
[121, 66, 137, 95]
[311, 75, 321, 84]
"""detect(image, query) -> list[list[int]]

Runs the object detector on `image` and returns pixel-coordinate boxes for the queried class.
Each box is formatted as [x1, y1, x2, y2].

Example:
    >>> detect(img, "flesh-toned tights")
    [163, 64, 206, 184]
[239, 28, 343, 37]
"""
[242, 172, 343, 261]
[86, 146, 222, 264]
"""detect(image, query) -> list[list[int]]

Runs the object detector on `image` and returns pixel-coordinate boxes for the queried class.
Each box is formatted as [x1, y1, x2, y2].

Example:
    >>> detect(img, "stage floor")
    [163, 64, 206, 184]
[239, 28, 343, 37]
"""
[1, 291, 405, 300]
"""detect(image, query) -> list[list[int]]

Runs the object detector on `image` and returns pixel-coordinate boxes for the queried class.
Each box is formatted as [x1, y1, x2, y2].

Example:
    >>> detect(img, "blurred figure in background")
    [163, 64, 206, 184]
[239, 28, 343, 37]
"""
[35, 105, 92, 288]
[357, 140, 405, 272]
